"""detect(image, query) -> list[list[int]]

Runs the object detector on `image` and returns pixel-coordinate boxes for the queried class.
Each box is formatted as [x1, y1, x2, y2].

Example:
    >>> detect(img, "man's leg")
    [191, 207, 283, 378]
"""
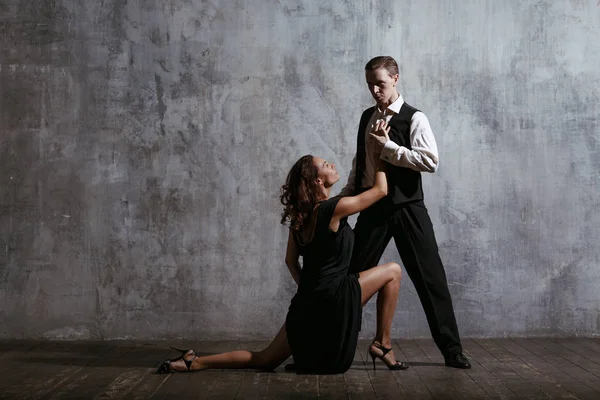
[349, 205, 393, 274]
[391, 202, 469, 368]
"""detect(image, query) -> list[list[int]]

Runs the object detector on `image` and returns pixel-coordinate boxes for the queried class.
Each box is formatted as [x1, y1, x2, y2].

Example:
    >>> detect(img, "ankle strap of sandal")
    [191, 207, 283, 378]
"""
[371, 340, 392, 356]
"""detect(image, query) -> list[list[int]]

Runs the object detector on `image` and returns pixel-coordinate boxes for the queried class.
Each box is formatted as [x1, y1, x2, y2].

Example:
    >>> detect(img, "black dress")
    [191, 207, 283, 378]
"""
[285, 197, 362, 374]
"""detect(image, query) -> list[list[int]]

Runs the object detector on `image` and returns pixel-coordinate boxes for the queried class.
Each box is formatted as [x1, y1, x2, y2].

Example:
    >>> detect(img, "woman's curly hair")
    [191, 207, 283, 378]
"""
[280, 155, 323, 232]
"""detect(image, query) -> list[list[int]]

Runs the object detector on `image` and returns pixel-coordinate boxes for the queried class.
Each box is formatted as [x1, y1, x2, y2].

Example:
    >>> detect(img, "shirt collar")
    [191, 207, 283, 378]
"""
[376, 92, 404, 114]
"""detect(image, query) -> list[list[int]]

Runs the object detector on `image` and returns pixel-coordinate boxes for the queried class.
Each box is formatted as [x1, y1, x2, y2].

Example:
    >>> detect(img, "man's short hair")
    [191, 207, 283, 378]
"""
[365, 56, 399, 77]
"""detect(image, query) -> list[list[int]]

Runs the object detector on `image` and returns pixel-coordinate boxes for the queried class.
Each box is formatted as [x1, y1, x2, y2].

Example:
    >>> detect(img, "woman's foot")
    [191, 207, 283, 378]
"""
[156, 349, 198, 374]
[369, 341, 397, 364]
[169, 350, 197, 371]
[368, 340, 409, 370]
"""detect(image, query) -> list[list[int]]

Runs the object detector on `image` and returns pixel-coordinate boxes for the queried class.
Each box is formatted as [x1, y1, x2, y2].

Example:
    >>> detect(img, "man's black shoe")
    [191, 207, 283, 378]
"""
[444, 353, 471, 369]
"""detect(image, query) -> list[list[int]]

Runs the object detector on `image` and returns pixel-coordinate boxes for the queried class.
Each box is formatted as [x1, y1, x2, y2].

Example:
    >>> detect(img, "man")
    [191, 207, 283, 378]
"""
[340, 56, 471, 369]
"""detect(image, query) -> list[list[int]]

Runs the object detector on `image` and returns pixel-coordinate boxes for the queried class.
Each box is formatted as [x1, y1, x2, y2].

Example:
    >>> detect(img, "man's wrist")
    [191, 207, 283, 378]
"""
[380, 140, 399, 162]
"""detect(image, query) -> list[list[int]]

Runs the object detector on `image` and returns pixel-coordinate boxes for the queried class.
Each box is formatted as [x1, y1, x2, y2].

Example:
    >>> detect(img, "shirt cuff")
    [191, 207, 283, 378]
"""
[380, 140, 401, 162]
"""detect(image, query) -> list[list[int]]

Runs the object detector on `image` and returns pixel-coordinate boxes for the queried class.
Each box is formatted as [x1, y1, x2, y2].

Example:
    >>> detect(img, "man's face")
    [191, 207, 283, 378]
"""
[365, 67, 399, 107]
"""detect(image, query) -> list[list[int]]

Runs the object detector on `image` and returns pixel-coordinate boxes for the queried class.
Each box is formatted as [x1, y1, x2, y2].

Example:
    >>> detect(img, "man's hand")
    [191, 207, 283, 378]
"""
[368, 119, 391, 153]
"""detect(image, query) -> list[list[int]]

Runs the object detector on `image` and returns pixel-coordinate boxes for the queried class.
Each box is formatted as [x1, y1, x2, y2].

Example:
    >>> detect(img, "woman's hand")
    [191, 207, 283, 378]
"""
[368, 119, 391, 153]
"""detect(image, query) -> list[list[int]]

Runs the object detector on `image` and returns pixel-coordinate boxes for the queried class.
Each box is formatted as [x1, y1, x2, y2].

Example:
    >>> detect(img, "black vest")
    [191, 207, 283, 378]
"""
[354, 103, 424, 204]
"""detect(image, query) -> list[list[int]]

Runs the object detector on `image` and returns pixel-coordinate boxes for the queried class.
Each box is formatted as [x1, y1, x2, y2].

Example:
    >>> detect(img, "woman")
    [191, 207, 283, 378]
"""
[157, 121, 407, 374]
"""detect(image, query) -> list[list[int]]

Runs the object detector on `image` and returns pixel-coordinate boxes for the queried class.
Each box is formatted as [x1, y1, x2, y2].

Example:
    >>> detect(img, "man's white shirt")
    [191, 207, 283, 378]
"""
[339, 94, 439, 196]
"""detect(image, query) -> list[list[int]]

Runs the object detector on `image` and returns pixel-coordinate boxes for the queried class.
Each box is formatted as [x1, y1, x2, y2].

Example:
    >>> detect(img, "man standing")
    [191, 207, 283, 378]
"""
[340, 56, 471, 369]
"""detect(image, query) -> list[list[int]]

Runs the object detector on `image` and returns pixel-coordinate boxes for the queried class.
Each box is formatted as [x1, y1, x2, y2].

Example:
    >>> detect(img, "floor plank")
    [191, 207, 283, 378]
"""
[234, 341, 270, 400]
[507, 339, 600, 400]
[235, 371, 270, 400]
[533, 339, 600, 379]
[2, 341, 116, 400]
[205, 340, 255, 400]
[471, 339, 549, 400]
[460, 339, 520, 400]
[153, 341, 229, 400]
[1, 338, 599, 400]
[264, 371, 319, 399]
[551, 338, 600, 372]
[485, 339, 578, 400]
[416, 339, 491, 400]
[582, 338, 600, 355]
[41, 343, 138, 400]
[399, 339, 467, 399]
[391, 340, 434, 399]
[523, 339, 600, 393]
[343, 342, 375, 400]
[318, 374, 348, 400]
[356, 339, 400, 400]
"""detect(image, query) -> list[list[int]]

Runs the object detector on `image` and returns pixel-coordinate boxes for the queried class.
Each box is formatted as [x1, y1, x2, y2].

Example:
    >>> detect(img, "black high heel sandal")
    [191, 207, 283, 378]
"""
[156, 347, 197, 374]
[368, 340, 409, 371]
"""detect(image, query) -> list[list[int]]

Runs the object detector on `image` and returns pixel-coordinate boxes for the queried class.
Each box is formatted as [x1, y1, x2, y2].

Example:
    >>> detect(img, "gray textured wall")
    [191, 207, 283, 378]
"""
[1, 0, 599, 340]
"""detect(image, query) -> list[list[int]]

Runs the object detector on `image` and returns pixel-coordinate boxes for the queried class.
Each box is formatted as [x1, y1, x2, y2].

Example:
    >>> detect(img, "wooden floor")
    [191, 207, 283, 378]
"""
[1, 338, 600, 399]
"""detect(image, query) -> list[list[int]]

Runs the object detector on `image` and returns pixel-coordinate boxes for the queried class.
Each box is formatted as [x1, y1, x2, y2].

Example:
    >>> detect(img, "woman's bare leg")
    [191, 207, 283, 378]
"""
[358, 262, 403, 363]
[169, 324, 292, 372]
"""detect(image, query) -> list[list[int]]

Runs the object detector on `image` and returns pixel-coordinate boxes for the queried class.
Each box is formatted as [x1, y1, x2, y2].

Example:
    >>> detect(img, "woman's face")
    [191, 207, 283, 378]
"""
[313, 156, 340, 188]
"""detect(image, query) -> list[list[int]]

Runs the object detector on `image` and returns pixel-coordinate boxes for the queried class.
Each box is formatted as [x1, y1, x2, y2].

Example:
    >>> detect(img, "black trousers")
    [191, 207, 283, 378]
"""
[349, 198, 462, 357]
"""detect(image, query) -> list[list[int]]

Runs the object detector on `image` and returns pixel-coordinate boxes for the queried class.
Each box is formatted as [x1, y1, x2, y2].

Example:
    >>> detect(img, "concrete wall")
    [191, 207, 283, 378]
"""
[1, 0, 599, 340]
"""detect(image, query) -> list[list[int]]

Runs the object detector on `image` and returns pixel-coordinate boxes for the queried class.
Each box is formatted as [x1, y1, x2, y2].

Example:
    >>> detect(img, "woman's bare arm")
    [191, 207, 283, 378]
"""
[331, 120, 390, 227]
[332, 164, 387, 223]
[284, 230, 301, 285]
